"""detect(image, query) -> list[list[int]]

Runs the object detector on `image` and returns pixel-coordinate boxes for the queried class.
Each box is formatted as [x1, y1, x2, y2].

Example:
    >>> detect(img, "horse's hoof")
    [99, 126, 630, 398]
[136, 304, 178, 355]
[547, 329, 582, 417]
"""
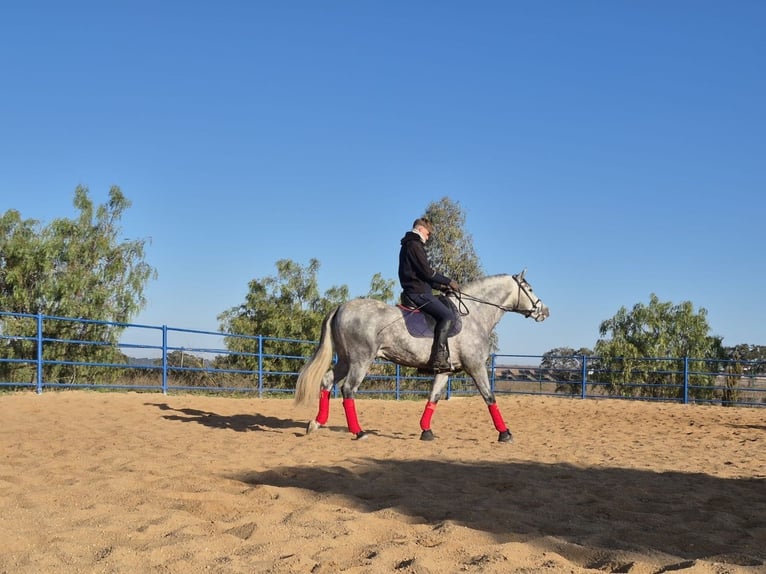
[498, 430, 513, 443]
[306, 420, 322, 434]
[355, 431, 370, 440]
[420, 429, 435, 441]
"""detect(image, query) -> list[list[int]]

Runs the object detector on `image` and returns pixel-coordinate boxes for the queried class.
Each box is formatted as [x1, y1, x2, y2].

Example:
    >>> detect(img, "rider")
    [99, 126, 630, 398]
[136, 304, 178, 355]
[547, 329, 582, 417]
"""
[398, 216, 460, 373]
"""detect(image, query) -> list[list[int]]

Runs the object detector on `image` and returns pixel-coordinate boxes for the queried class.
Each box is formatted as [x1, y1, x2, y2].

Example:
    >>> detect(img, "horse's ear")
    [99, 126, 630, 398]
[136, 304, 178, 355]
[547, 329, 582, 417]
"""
[518, 268, 527, 280]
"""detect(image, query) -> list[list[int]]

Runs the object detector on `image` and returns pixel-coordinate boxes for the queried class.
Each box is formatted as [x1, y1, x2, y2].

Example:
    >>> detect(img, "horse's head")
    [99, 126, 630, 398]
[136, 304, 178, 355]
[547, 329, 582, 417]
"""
[512, 269, 550, 322]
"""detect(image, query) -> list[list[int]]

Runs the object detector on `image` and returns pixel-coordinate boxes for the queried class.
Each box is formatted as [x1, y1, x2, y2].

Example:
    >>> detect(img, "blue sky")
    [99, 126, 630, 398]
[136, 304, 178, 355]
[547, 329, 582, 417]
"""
[2, 1, 764, 357]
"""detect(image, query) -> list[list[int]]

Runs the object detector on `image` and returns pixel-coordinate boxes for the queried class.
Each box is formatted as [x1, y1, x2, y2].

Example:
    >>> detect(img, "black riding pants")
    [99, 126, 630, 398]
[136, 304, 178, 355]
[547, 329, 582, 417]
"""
[402, 291, 455, 325]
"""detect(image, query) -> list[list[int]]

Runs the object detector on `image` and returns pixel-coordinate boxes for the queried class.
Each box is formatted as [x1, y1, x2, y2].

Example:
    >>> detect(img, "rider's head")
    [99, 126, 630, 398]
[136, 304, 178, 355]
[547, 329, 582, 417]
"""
[412, 217, 433, 241]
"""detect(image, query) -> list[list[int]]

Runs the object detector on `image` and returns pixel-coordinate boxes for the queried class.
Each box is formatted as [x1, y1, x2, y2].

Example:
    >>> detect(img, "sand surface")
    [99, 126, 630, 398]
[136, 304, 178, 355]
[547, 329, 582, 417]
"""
[1, 390, 764, 573]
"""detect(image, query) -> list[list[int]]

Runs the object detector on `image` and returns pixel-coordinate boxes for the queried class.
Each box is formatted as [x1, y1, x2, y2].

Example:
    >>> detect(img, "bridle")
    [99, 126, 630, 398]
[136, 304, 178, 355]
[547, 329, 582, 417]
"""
[452, 274, 542, 319]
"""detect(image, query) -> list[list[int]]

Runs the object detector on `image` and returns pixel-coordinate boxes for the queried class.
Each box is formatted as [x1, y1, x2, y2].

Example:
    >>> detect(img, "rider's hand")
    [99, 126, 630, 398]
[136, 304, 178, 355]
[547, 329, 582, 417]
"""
[448, 280, 460, 292]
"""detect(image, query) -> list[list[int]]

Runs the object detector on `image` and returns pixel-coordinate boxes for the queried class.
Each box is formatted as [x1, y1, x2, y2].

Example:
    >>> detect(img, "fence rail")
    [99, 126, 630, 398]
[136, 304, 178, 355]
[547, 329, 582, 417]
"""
[1, 311, 764, 407]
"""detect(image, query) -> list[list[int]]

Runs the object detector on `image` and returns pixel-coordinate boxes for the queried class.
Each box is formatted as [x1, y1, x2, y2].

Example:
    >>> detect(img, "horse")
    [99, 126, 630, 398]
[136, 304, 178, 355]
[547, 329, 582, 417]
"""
[293, 270, 549, 442]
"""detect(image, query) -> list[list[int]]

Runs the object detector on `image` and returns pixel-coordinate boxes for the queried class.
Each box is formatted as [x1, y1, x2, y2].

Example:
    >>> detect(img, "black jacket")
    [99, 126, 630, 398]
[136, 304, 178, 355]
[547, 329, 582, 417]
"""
[398, 231, 451, 294]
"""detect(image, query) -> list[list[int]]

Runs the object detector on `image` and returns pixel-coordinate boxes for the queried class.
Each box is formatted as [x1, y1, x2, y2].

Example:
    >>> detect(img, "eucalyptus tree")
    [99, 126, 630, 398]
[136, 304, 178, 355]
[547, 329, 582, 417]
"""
[423, 197, 484, 284]
[216, 258, 400, 388]
[726, 343, 766, 364]
[366, 272, 396, 303]
[216, 259, 341, 387]
[712, 342, 766, 406]
[0, 186, 156, 383]
[540, 346, 594, 395]
[593, 294, 717, 399]
[422, 197, 494, 352]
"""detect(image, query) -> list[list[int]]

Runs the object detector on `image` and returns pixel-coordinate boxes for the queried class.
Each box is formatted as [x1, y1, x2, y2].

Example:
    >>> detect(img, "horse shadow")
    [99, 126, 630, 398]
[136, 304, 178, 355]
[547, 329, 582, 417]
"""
[234, 458, 765, 568]
[727, 423, 766, 432]
[144, 402, 306, 433]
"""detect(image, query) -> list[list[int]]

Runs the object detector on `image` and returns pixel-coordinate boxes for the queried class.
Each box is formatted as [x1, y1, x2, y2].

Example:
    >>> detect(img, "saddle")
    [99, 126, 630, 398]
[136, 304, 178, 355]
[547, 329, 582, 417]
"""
[397, 295, 462, 338]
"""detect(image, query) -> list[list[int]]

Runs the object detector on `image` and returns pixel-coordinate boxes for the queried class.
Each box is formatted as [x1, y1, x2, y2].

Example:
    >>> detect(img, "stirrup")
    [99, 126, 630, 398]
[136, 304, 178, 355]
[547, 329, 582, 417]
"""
[418, 365, 453, 375]
[419, 357, 453, 375]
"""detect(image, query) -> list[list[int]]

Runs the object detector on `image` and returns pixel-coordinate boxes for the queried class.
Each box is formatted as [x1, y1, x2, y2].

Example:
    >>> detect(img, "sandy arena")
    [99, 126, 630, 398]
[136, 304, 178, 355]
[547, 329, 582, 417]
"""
[1, 390, 764, 573]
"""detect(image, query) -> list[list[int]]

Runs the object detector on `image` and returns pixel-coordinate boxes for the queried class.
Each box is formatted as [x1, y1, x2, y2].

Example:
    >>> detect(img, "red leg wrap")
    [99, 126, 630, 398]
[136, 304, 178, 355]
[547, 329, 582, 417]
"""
[316, 390, 331, 425]
[420, 401, 437, 431]
[488, 403, 508, 432]
[342, 398, 362, 435]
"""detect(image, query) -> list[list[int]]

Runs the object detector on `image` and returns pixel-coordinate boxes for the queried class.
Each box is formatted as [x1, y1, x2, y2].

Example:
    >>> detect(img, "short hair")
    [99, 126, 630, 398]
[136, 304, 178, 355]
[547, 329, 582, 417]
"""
[413, 217, 433, 233]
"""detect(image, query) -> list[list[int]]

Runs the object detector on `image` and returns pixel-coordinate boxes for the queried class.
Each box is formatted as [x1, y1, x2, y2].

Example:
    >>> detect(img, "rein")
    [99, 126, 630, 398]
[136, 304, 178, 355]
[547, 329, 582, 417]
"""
[452, 275, 538, 318]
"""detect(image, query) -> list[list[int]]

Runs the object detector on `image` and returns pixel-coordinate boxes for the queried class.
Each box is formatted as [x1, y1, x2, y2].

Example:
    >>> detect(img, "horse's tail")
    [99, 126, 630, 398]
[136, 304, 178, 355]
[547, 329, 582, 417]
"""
[294, 306, 338, 407]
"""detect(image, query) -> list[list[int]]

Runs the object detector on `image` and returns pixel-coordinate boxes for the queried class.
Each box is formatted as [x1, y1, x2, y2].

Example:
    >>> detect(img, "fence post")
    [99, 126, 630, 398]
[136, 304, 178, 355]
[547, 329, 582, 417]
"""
[395, 364, 401, 400]
[683, 356, 689, 404]
[258, 335, 264, 397]
[580, 355, 588, 399]
[36, 313, 43, 394]
[161, 325, 168, 395]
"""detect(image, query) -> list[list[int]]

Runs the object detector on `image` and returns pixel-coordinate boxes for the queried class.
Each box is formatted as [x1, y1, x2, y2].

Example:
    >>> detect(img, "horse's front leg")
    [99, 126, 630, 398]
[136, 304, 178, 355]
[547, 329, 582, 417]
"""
[487, 398, 512, 443]
[419, 373, 451, 441]
[471, 369, 513, 443]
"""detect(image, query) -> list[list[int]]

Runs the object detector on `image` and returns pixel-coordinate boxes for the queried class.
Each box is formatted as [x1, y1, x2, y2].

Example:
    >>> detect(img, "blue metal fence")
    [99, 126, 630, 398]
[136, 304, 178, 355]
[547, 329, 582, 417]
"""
[1, 311, 764, 406]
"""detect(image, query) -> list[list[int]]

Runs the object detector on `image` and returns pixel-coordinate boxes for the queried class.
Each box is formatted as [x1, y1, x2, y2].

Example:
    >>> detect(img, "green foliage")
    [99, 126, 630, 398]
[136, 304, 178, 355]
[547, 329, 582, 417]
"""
[725, 343, 766, 364]
[422, 197, 495, 351]
[219, 258, 346, 338]
[214, 260, 402, 388]
[425, 197, 498, 352]
[366, 272, 396, 303]
[0, 186, 156, 384]
[593, 294, 717, 399]
[540, 346, 593, 395]
[423, 197, 484, 284]
[160, 350, 220, 388]
[720, 351, 744, 406]
[217, 259, 348, 388]
[712, 343, 766, 406]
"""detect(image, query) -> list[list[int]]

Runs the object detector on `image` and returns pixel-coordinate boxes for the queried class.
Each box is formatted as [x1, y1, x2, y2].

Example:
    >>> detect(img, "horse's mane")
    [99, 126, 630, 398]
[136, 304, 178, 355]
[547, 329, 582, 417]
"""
[452, 274, 516, 312]
[459, 274, 513, 295]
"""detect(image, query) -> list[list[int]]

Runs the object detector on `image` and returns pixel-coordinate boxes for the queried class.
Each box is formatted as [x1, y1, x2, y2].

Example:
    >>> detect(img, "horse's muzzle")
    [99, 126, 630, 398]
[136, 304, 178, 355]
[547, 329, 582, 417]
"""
[531, 302, 550, 322]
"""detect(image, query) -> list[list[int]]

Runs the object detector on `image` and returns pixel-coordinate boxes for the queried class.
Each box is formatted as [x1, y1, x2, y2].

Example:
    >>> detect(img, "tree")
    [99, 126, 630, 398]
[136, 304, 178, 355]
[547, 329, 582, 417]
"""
[719, 344, 744, 406]
[366, 272, 396, 303]
[540, 346, 594, 395]
[593, 294, 717, 399]
[216, 259, 350, 387]
[713, 343, 766, 407]
[161, 350, 213, 387]
[0, 186, 156, 383]
[724, 344, 766, 364]
[423, 197, 484, 284]
[423, 197, 492, 351]
[1, 186, 155, 320]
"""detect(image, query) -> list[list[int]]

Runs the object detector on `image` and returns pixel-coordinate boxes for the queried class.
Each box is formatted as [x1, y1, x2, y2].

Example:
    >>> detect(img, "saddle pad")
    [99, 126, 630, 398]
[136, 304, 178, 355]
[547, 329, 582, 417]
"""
[397, 300, 462, 339]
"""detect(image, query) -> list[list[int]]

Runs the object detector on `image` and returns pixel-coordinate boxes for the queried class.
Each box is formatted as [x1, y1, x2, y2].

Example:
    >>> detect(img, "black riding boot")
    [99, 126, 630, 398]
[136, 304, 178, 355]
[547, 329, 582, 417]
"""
[428, 319, 453, 373]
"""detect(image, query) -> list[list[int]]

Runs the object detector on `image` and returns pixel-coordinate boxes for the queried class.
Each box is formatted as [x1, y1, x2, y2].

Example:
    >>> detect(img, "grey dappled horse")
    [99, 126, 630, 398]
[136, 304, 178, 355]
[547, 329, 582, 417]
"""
[294, 271, 549, 442]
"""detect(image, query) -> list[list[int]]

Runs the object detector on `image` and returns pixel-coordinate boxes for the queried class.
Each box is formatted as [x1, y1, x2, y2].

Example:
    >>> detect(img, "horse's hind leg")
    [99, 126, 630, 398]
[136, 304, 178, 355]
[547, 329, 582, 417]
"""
[307, 358, 372, 440]
[307, 369, 340, 434]
[339, 363, 372, 440]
